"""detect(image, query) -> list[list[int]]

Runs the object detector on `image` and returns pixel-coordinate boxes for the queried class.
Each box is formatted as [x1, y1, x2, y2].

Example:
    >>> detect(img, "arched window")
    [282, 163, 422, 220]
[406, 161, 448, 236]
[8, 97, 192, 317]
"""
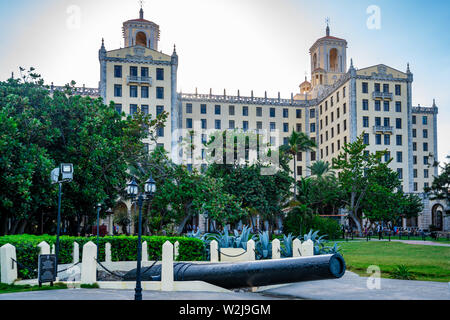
[329, 48, 338, 72]
[136, 31, 147, 47]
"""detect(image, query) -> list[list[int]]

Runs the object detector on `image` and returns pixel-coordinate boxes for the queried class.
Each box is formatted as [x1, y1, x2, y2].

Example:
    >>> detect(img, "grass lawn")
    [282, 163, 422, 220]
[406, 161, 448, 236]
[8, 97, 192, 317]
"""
[0, 282, 67, 294]
[336, 241, 450, 282]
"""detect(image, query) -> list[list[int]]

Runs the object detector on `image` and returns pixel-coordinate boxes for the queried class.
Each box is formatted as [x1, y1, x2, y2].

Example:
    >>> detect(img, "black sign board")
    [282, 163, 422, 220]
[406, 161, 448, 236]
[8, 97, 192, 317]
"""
[38, 254, 57, 286]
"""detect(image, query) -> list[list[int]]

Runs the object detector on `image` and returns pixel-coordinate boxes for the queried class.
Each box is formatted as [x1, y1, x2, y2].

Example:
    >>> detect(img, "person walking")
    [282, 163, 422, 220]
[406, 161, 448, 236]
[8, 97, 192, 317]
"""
[377, 224, 383, 240]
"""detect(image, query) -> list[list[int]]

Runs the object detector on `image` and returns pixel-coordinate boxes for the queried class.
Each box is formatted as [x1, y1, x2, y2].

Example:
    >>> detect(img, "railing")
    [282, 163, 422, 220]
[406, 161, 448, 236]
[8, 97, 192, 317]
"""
[373, 125, 394, 134]
[127, 76, 153, 86]
[49, 85, 100, 97]
[372, 91, 393, 100]
[180, 93, 309, 106]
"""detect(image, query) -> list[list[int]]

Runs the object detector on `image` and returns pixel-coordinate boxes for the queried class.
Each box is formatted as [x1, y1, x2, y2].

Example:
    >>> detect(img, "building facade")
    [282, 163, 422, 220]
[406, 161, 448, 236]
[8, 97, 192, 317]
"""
[85, 9, 446, 233]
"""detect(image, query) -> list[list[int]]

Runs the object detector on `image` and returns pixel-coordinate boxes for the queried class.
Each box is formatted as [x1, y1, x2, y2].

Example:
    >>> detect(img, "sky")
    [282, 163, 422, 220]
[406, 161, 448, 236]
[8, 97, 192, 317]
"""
[0, 0, 449, 163]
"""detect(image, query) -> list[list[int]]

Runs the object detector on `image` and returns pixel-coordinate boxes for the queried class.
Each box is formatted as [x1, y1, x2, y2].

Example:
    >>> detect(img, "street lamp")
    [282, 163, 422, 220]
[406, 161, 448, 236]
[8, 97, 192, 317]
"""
[127, 176, 156, 301]
[50, 163, 73, 275]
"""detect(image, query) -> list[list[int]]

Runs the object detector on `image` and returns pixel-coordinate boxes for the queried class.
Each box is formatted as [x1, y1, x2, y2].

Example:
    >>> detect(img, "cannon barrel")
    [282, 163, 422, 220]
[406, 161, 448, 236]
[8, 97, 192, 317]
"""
[123, 254, 346, 289]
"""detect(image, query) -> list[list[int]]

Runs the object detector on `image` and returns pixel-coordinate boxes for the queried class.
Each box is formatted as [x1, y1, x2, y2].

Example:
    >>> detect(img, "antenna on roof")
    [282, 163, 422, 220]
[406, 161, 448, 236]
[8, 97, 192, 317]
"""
[325, 17, 330, 36]
[139, 0, 145, 19]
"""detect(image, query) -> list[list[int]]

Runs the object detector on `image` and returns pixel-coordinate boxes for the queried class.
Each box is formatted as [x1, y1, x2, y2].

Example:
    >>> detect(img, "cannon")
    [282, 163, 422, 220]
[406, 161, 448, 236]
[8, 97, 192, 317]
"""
[123, 253, 346, 289]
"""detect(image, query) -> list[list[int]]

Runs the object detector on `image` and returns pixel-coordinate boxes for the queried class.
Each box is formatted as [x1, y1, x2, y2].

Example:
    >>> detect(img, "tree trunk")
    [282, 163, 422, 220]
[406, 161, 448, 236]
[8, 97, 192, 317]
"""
[177, 213, 192, 235]
[0, 215, 7, 236]
[349, 211, 362, 236]
[293, 156, 297, 199]
[17, 219, 27, 234]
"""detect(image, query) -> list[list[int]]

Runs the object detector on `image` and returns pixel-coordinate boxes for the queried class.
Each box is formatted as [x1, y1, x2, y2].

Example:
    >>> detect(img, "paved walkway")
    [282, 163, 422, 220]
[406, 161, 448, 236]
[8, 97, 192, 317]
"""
[340, 238, 450, 247]
[1, 272, 448, 300]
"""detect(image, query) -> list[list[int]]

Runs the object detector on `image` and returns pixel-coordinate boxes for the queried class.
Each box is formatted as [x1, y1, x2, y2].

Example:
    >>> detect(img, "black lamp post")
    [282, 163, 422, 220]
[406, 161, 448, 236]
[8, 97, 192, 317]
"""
[96, 203, 102, 260]
[127, 176, 156, 301]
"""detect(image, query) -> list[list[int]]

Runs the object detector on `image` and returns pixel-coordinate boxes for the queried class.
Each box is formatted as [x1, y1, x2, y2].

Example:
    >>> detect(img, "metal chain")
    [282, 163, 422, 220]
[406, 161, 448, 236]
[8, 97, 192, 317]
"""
[57, 261, 81, 274]
[11, 258, 37, 275]
[94, 259, 126, 279]
[217, 247, 249, 258]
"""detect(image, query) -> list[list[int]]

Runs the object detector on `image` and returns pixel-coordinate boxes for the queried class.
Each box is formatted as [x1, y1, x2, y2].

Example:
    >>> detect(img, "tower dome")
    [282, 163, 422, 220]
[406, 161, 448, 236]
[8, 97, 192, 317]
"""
[122, 8, 160, 50]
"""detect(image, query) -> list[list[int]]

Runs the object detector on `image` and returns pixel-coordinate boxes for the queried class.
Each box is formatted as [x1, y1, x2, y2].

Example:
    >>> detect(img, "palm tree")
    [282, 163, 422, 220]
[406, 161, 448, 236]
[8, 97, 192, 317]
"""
[309, 160, 335, 180]
[280, 130, 317, 199]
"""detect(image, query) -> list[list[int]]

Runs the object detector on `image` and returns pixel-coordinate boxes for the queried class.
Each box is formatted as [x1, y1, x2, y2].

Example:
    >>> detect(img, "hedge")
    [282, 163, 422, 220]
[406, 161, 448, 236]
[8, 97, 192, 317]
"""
[0, 235, 206, 280]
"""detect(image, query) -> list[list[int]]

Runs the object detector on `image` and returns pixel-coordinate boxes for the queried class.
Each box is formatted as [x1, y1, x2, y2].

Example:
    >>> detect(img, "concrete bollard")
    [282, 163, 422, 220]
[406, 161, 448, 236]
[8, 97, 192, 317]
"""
[105, 243, 111, 263]
[51, 244, 55, 255]
[81, 241, 97, 284]
[0, 244, 18, 284]
[161, 241, 174, 291]
[73, 242, 80, 264]
[271, 239, 281, 259]
[301, 239, 314, 256]
[210, 240, 219, 262]
[38, 241, 50, 255]
[293, 238, 302, 257]
[142, 241, 148, 262]
[174, 241, 179, 261]
[246, 239, 256, 261]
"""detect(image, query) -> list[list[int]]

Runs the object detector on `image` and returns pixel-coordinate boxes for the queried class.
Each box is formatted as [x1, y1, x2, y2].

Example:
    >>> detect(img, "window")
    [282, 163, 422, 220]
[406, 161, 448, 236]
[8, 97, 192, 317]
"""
[311, 151, 317, 161]
[412, 129, 416, 138]
[395, 84, 401, 95]
[363, 99, 369, 111]
[396, 118, 402, 129]
[130, 85, 138, 98]
[337, 92, 340, 103]
[423, 142, 428, 152]
[270, 108, 276, 118]
[337, 108, 340, 118]
[229, 105, 235, 116]
[156, 68, 164, 80]
[283, 108, 289, 118]
[229, 120, 235, 129]
[384, 134, 390, 145]
[413, 156, 417, 165]
[297, 166, 303, 176]
[114, 84, 122, 97]
[186, 103, 193, 114]
[363, 133, 369, 145]
[422, 116, 428, 125]
[395, 102, 402, 112]
[412, 115, 416, 124]
[424, 156, 429, 165]
[384, 101, 390, 112]
[242, 106, 249, 116]
[363, 116, 369, 128]
[424, 169, 429, 179]
[201, 104, 207, 114]
[337, 123, 340, 135]
[156, 87, 164, 99]
[186, 118, 193, 129]
[343, 87, 346, 98]
[375, 134, 382, 145]
[141, 67, 149, 77]
[413, 142, 417, 151]
[375, 100, 381, 111]
[156, 106, 164, 115]
[425, 182, 429, 189]
[270, 136, 276, 146]
[296, 109, 302, 119]
[130, 104, 138, 116]
[157, 126, 164, 137]
[243, 121, 249, 131]
[362, 82, 368, 93]
[115, 103, 122, 114]
[215, 105, 221, 115]
[423, 129, 428, 138]
[343, 103, 347, 114]
[397, 168, 403, 180]
[252, 107, 260, 117]
[296, 124, 302, 132]
[384, 151, 391, 162]
[141, 105, 149, 115]
[310, 109, 316, 118]
[215, 120, 221, 130]
[296, 152, 302, 162]
[343, 120, 347, 131]
[384, 117, 390, 127]
[201, 119, 207, 129]
[114, 65, 122, 78]
[397, 151, 403, 163]
[396, 135, 402, 146]
[270, 122, 276, 132]
[130, 66, 138, 77]
[414, 183, 418, 192]
[374, 83, 381, 92]
[257, 121, 263, 130]
[310, 123, 316, 133]
[330, 97, 334, 107]
[283, 123, 289, 133]
[383, 84, 389, 93]
[413, 169, 417, 178]
[141, 86, 149, 98]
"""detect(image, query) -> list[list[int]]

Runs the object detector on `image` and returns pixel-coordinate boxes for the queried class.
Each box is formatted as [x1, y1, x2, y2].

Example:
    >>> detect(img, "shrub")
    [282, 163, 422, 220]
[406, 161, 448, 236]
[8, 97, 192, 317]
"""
[0, 234, 206, 279]
[284, 213, 341, 240]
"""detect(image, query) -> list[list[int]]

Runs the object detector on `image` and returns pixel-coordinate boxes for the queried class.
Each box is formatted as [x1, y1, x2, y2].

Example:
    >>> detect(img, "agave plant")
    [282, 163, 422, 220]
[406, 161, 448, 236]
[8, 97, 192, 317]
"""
[208, 226, 235, 248]
[186, 228, 202, 239]
[233, 225, 254, 250]
[255, 231, 272, 260]
[280, 233, 294, 258]
[302, 229, 328, 255]
[319, 242, 341, 255]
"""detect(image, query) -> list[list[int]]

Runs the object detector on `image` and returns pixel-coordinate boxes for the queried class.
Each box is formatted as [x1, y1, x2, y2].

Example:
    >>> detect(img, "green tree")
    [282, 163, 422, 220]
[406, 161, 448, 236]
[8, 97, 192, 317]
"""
[425, 156, 450, 215]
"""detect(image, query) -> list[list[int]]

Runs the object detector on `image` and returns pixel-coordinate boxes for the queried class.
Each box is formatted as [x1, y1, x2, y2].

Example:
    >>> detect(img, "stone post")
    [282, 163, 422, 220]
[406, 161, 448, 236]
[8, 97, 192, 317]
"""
[174, 241, 179, 261]
[37, 241, 50, 255]
[246, 239, 255, 261]
[301, 239, 314, 257]
[271, 239, 280, 259]
[293, 238, 302, 257]
[105, 243, 111, 263]
[210, 240, 219, 262]
[161, 241, 174, 291]
[73, 242, 80, 264]
[0, 244, 18, 284]
[142, 241, 148, 262]
[51, 244, 55, 255]
[81, 241, 97, 284]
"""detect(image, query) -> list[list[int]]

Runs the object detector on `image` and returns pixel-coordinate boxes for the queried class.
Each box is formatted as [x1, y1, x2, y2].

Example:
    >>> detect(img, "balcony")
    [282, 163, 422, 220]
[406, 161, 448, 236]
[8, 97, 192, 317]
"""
[373, 126, 394, 135]
[372, 91, 393, 100]
[127, 76, 153, 86]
